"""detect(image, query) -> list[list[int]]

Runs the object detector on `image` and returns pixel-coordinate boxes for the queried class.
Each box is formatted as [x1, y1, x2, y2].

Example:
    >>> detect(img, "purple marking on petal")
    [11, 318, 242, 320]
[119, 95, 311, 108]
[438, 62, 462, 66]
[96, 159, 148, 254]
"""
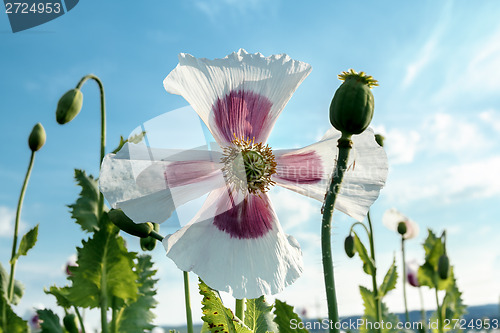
[165, 160, 219, 187]
[275, 151, 323, 184]
[213, 192, 274, 239]
[212, 90, 273, 143]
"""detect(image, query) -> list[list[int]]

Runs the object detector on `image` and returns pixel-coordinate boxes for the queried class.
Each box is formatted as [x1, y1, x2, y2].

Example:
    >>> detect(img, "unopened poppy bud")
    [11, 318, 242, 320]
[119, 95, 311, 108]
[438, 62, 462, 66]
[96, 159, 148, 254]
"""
[438, 254, 450, 280]
[140, 223, 160, 251]
[108, 209, 153, 238]
[28, 123, 46, 152]
[56, 89, 83, 124]
[63, 313, 79, 333]
[397, 221, 407, 236]
[330, 69, 378, 135]
[375, 134, 385, 147]
[344, 235, 355, 258]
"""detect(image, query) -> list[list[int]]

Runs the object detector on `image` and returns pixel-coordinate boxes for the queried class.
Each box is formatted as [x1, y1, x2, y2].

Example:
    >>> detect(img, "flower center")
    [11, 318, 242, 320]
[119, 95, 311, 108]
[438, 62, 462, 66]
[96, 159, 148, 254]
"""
[221, 137, 277, 194]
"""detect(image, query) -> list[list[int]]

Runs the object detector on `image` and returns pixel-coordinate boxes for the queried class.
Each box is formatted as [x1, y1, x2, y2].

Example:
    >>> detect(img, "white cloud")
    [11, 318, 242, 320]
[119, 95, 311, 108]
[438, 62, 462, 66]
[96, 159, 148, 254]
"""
[423, 113, 491, 156]
[0, 205, 27, 238]
[480, 109, 500, 132]
[193, 0, 271, 23]
[372, 125, 421, 165]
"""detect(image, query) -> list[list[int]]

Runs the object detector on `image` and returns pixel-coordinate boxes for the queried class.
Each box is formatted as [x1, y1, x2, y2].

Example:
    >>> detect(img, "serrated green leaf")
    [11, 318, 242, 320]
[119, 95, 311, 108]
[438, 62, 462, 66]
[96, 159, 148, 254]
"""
[379, 257, 398, 297]
[45, 286, 72, 309]
[353, 233, 375, 275]
[10, 225, 39, 264]
[0, 292, 28, 333]
[111, 131, 146, 154]
[441, 271, 466, 324]
[37, 309, 64, 333]
[199, 280, 251, 333]
[0, 262, 24, 305]
[116, 255, 158, 333]
[68, 169, 101, 233]
[359, 286, 376, 322]
[245, 296, 277, 333]
[422, 229, 445, 269]
[273, 299, 307, 333]
[359, 287, 399, 333]
[67, 219, 138, 308]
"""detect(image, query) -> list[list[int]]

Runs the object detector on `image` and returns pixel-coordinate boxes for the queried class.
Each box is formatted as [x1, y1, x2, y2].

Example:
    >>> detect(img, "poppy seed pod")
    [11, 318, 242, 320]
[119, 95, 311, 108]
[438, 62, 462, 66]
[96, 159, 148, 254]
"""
[344, 235, 355, 258]
[108, 209, 153, 238]
[56, 89, 83, 124]
[28, 123, 46, 152]
[140, 223, 160, 251]
[438, 254, 450, 280]
[397, 221, 407, 236]
[63, 313, 79, 333]
[330, 69, 378, 135]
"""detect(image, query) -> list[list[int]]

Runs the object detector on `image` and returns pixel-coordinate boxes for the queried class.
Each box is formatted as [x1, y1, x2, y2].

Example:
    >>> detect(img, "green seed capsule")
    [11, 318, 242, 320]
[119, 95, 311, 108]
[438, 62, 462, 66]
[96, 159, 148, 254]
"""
[63, 313, 79, 333]
[397, 222, 407, 236]
[344, 235, 355, 258]
[56, 89, 83, 124]
[108, 209, 153, 238]
[438, 254, 450, 280]
[28, 123, 46, 152]
[140, 223, 160, 251]
[375, 134, 385, 147]
[330, 69, 378, 135]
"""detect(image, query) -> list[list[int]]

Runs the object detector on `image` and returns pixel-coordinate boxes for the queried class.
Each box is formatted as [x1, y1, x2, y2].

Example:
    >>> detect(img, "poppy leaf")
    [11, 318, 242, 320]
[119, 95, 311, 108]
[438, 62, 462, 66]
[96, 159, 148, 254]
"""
[37, 309, 64, 333]
[273, 299, 308, 333]
[67, 217, 138, 308]
[199, 279, 251, 333]
[245, 296, 277, 333]
[68, 169, 102, 233]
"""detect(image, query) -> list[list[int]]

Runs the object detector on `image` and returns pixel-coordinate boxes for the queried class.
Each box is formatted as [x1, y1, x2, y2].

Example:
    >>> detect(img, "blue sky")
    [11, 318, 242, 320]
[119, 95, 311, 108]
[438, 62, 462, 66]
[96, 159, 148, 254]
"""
[1, 0, 500, 329]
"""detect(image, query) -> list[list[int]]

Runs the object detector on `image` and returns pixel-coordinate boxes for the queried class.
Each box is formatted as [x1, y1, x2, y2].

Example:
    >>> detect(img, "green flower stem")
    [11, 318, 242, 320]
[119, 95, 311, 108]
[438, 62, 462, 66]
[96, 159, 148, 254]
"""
[401, 237, 409, 322]
[434, 287, 443, 333]
[235, 299, 244, 322]
[101, 273, 109, 333]
[75, 74, 106, 220]
[7, 151, 35, 303]
[367, 211, 382, 333]
[418, 287, 427, 333]
[349, 222, 370, 236]
[150, 230, 164, 242]
[184, 271, 194, 333]
[74, 306, 86, 333]
[321, 134, 352, 333]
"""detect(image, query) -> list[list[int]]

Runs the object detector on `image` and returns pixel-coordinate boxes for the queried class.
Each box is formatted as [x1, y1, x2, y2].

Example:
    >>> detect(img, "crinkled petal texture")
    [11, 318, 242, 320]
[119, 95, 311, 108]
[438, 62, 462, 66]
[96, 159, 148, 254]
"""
[99, 143, 226, 223]
[383, 208, 419, 239]
[273, 127, 388, 221]
[163, 49, 312, 144]
[163, 188, 303, 299]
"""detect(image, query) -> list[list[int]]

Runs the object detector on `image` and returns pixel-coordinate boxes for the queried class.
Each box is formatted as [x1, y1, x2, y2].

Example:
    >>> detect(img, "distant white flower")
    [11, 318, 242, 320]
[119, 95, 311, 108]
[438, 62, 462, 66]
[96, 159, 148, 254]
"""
[383, 208, 419, 239]
[406, 260, 420, 287]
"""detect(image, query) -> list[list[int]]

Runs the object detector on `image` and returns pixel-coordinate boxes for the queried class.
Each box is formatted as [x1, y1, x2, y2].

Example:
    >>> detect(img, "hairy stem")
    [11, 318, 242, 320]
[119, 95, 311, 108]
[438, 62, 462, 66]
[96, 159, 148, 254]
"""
[321, 134, 352, 333]
[235, 299, 245, 322]
[76, 74, 106, 220]
[435, 287, 443, 333]
[419, 287, 427, 333]
[184, 271, 194, 333]
[74, 306, 86, 333]
[8, 151, 35, 303]
[367, 211, 382, 333]
[401, 237, 410, 322]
